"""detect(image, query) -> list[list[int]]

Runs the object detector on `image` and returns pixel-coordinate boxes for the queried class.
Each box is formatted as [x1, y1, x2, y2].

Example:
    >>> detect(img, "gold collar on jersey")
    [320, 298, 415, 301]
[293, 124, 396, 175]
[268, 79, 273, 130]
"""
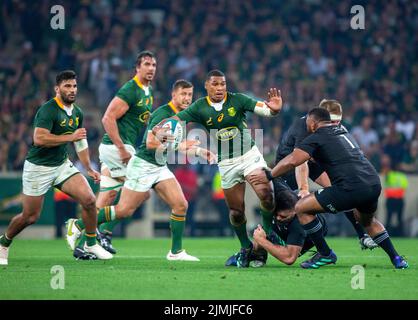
[54, 97, 74, 116]
[168, 101, 179, 114]
[206, 95, 227, 112]
[133, 75, 151, 95]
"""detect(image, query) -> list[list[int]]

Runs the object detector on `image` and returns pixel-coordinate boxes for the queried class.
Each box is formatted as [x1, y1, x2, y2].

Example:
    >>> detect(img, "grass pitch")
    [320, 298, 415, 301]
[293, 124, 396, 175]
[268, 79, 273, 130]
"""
[0, 238, 416, 300]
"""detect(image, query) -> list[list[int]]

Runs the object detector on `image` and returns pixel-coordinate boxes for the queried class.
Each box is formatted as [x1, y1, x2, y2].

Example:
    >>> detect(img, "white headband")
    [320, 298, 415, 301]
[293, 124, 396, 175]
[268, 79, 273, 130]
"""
[330, 114, 342, 121]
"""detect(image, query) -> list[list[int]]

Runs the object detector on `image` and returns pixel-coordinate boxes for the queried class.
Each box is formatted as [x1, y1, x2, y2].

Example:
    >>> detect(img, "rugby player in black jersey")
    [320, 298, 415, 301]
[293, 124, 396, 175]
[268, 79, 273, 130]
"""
[252, 178, 328, 266]
[276, 99, 377, 250]
[250, 108, 408, 269]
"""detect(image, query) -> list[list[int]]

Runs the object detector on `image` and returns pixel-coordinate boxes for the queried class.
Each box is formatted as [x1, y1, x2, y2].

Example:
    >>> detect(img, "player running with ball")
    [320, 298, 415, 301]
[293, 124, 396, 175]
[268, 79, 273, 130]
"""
[68, 80, 215, 261]
[154, 70, 282, 268]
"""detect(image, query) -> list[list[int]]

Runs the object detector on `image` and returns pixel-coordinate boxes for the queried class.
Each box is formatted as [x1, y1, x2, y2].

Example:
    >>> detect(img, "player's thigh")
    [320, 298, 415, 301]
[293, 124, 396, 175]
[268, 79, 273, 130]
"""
[245, 168, 273, 203]
[59, 173, 96, 207]
[21, 194, 45, 221]
[223, 182, 246, 212]
[97, 168, 124, 207]
[294, 193, 325, 215]
[154, 178, 188, 213]
[116, 187, 149, 217]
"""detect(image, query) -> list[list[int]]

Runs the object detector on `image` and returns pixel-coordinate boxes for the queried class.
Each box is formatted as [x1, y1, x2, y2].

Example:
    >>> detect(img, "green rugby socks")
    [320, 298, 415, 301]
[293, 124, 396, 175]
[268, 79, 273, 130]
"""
[170, 213, 186, 254]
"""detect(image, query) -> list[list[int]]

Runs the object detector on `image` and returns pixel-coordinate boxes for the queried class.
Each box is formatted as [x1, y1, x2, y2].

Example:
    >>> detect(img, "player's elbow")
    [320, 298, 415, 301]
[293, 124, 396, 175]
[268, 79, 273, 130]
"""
[33, 134, 45, 147]
[282, 254, 297, 265]
[288, 157, 300, 168]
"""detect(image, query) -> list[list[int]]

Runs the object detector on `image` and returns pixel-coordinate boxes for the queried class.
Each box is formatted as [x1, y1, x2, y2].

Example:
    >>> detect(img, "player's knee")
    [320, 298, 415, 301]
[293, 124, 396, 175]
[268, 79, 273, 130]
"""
[229, 209, 245, 225]
[173, 200, 188, 215]
[294, 201, 304, 214]
[81, 195, 96, 211]
[24, 212, 40, 226]
[259, 190, 274, 209]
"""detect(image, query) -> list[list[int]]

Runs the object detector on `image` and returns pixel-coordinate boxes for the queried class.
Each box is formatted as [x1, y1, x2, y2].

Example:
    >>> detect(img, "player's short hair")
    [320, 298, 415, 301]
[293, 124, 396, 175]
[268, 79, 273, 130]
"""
[56, 70, 76, 85]
[206, 69, 225, 80]
[274, 190, 298, 213]
[172, 79, 193, 91]
[319, 99, 343, 116]
[308, 107, 331, 122]
[136, 50, 156, 67]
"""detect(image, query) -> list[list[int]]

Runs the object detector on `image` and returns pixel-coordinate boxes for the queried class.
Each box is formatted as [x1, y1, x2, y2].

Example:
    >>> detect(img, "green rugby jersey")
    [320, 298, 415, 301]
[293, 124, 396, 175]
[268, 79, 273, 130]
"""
[26, 97, 84, 166]
[176, 92, 258, 161]
[101, 75, 153, 146]
[136, 102, 179, 166]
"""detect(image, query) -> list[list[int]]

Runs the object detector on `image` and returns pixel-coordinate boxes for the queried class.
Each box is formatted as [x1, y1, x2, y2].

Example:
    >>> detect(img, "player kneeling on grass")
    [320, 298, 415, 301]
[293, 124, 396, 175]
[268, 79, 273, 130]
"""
[0, 70, 112, 265]
[226, 177, 327, 267]
[252, 178, 328, 266]
[67, 80, 216, 261]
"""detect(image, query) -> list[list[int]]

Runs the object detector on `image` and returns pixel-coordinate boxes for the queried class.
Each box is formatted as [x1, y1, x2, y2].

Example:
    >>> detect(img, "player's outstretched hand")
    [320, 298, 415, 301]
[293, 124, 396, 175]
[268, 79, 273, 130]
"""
[247, 170, 269, 185]
[264, 88, 282, 113]
[87, 168, 101, 184]
[71, 128, 87, 141]
[253, 224, 267, 243]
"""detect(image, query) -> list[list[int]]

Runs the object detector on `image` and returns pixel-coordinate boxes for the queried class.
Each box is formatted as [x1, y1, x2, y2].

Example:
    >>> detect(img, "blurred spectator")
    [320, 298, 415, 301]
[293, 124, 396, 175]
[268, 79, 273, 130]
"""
[351, 116, 379, 155]
[399, 140, 418, 174]
[381, 155, 408, 237]
[0, 0, 416, 181]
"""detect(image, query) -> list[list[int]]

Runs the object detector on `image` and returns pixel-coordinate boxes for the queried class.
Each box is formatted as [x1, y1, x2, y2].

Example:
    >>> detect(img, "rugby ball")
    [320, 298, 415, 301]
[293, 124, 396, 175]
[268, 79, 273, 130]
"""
[161, 118, 184, 150]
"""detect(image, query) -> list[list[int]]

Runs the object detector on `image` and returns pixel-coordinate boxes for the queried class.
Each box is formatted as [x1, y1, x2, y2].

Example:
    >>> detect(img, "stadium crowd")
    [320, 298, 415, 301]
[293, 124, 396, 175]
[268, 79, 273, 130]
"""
[0, 0, 417, 175]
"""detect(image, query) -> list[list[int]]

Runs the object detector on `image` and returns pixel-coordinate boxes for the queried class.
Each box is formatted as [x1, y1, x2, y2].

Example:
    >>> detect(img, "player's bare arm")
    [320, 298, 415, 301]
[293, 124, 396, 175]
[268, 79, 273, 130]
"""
[102, 97, 131, 164]
[34, 127, 86, 147]
[253, 225, 301, 265]
[76, 148, 101, 184]
[295, 161, 310, 198]
[248, 148, 311, 185]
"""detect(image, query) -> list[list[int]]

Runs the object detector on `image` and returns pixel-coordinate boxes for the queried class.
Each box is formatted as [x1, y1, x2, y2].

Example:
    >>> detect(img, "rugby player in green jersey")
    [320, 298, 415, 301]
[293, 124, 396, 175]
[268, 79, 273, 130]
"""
[154, 70, 283, 267]
[0, 70, 112, 265]
[69, 80, 216, 260]
[67, 51, 156, 256]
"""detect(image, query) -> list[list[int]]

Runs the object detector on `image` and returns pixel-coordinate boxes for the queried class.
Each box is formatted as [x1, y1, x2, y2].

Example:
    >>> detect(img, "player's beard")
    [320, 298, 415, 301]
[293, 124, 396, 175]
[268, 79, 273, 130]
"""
[60, 92, 76, 105]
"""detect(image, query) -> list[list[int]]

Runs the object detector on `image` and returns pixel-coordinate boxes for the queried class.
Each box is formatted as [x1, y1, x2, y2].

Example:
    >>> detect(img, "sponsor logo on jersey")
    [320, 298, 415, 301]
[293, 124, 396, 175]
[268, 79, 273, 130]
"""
[75, 117, 79, 127]
[228, 107, 236, 117]
[60, 119, 66, 126]
[69, 118, 74, 127]
[217, 113, 224, 122]
[137, 99, 144, 107]
[206, 117, 213, 126]
[139, 110, 151, 123]
[326, 204, 337, 213]
[216, 126, 239, 141]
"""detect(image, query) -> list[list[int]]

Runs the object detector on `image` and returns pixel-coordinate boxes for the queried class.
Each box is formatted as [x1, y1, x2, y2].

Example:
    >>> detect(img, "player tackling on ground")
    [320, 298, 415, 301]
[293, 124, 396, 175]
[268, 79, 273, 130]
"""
[0, 70, 112, 265]
[68, 80, 215, 260]
[276, 99, 377, 249]
[250, 108, 408, 269]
